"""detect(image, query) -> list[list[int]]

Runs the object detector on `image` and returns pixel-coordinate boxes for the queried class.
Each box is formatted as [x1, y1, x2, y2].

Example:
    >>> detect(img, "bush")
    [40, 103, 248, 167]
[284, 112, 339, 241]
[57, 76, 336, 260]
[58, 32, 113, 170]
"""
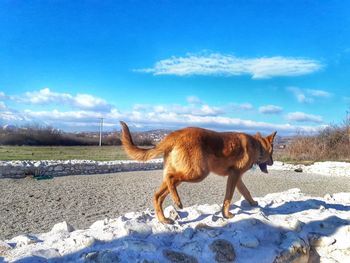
[0, 125, 99, 146]
[282, 114, 350, 162]
[0, 125, 155, 146]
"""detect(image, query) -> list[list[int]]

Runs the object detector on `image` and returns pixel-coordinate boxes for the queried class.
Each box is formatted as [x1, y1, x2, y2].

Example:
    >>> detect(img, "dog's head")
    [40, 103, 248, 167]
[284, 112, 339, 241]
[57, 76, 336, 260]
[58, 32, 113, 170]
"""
[255, 131, 277, 173]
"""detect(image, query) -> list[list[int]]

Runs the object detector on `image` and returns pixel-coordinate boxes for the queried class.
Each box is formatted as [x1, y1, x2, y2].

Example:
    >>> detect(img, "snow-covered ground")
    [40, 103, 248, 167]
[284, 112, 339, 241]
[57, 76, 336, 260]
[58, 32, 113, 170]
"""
[271, 161, 350, 177]
[1, 188, 349, 263]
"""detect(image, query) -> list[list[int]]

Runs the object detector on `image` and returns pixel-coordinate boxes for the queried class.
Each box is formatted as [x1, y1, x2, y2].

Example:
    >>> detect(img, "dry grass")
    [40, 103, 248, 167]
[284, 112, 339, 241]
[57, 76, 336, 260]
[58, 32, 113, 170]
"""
[277, 117, 350, 163]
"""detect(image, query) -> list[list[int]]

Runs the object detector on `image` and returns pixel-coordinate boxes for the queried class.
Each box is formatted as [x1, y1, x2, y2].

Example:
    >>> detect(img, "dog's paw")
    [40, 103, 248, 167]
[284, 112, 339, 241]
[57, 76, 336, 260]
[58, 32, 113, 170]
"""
[223, 212, 235, 219]
[161, 218, 175, 225]
[249, 200, 258, 207]
[176, 202, 183, 209]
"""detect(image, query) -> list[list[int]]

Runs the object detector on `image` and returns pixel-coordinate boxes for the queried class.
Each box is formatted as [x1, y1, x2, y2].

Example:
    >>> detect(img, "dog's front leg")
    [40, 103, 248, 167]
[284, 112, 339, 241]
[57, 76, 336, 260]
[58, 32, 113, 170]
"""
[237, 178, 258, 206]
[222, 172, 240, 218]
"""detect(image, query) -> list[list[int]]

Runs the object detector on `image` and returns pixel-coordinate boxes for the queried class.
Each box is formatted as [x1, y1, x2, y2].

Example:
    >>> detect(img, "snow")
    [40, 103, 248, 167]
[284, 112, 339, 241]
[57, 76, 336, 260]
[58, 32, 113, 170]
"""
[271, 161, 350, 176]
[1, 188, 349, 263]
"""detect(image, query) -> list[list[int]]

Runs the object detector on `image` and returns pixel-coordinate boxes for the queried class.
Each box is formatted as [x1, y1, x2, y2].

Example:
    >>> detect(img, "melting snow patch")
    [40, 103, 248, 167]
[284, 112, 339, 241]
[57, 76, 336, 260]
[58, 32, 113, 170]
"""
[1, 189, 350, 262]
[271, 161, 350, 176]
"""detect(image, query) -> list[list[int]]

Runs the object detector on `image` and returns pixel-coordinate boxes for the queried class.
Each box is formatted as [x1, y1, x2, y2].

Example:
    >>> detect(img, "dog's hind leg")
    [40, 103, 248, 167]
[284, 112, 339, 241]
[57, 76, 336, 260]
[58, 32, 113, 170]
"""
[237, 178, 258, 206]
[165, 174, 183, 209]
[153, 181, 173, 224]
[222, 172, 241, 219]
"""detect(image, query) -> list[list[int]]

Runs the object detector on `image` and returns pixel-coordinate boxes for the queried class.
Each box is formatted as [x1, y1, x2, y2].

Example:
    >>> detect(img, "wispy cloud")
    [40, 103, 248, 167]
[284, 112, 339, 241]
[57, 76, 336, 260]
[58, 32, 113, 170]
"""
[231, 103, 254, 111]
[17, 88, 113, 112]
[0, 101, 7, 110]
[287, 87, 312, 103]
[132, 103, 224, 117]
[287, 87, 332, 103]
[186, 95, 203, 104]
[136, 53, 323, 79]
[0, 91, 6, 99]
[17, 107, 324, 134]
[259, 105, 283, 114]
[287, 111, 323, 123]
[306, 89, 332, 98]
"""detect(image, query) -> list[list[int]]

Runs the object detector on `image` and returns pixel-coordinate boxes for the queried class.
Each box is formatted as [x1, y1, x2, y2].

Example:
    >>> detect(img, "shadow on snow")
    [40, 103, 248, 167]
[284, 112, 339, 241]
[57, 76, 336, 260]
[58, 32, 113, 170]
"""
[2, 198, 349, 263]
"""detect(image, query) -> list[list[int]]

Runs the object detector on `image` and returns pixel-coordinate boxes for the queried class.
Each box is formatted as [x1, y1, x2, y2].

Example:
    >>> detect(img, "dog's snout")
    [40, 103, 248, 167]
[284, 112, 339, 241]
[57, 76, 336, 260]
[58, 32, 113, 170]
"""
[267, 157, 274, 166]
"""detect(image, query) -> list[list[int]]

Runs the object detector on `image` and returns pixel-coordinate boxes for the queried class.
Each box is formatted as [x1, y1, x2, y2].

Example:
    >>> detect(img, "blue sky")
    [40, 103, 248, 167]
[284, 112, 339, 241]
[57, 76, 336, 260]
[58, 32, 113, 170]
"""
[0, 1, 349, 134]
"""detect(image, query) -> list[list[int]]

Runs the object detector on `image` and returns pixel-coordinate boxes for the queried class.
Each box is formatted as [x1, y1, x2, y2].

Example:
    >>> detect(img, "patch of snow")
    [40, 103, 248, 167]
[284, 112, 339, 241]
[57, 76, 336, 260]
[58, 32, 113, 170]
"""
[271, 161, 350, 176]
[1, 189, 350, 262]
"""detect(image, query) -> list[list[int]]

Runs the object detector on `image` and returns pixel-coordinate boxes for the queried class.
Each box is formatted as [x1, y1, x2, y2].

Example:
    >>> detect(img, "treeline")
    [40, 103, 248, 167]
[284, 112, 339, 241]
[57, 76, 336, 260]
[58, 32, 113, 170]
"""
[0, 125, 154, 146]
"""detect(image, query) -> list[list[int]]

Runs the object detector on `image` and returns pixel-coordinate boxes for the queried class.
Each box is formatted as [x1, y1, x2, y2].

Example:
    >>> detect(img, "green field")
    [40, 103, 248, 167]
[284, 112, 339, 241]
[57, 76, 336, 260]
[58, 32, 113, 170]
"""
[0, 146, 129, 161]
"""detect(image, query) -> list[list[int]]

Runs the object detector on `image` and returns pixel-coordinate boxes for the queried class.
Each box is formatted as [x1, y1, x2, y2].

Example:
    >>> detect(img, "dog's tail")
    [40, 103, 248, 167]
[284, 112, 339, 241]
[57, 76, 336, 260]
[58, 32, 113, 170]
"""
[120, 121, 171, 161]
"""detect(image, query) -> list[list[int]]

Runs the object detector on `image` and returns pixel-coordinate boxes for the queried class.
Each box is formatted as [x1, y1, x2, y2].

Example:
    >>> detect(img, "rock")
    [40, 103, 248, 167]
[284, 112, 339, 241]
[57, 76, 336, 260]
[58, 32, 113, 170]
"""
[123, 239, 156, 252]
[68, 235, 96, 249]
[163, 249, 198, 263]
[195, 223, 221, 237]
[239, 235, 259, 248]
[123, 220, 153, 238]
[212, 215, 222, 222]
[31, 248, 61, 259]
[289, 219, 305, 232]
[275, 232, 309, 263]
[82, 250, 120, 263]
[54, 165, 63, 171]
[209, 239, 235, 262]
[183, 227, 195, 239]
[308, 234, 336, 247]
[14, 256, 47, 263]
[90, 218, 108, 230]
[165, 206, 180, 221]
[51, 221, 75, 233]
[0, 240, 12, 254]
[195, 223, 213, 230]
[212, 215, 227, 226]
[181, 241, 203, 255]
[11, 234, 39, 247]
[294, 168, 303, 173]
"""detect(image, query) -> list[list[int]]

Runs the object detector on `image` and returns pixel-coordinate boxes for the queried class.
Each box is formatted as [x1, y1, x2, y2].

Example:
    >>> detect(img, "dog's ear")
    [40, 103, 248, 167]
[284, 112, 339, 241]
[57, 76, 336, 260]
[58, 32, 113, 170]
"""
[267, 131, 277, 143]
[255, 132, 262, 138]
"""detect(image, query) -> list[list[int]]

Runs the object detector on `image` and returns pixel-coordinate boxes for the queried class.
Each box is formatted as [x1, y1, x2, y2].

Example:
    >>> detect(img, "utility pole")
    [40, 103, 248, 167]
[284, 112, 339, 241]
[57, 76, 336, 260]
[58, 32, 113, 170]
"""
[99, 117, 103, 147]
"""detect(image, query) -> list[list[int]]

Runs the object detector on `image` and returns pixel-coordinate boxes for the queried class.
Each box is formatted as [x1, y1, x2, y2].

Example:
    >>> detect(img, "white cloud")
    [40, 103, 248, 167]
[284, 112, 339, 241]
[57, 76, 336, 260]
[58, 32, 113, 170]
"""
[0, 101, 6, 110]
[1, 91, 326, 134]
[259, 105, 283, 114]
[20, 88, 112, 112]
[13, 106, 326, 134]
[0, 108, 29, 122]
[132, 103, 224, 117]
[287, 87, 332, 103]
[306, 89, 332, 98]
[287, 112, 323, 123]
[0, 92, 6, 99]
[136, 53, 323, 79]
[198, 105, 222, 116]
[73, 94, 110, 110]
[229, 103, 254, 111]
[238, 103, 254, 110]
[24, 108, 121, 122]
[287, 87, 312, 103]
[186, 95, 203, 104]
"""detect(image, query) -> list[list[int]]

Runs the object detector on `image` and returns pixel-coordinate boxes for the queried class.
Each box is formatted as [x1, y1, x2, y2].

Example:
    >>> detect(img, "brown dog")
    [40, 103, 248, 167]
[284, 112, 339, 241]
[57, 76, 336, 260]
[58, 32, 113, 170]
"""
[120, 121, 276, 224]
